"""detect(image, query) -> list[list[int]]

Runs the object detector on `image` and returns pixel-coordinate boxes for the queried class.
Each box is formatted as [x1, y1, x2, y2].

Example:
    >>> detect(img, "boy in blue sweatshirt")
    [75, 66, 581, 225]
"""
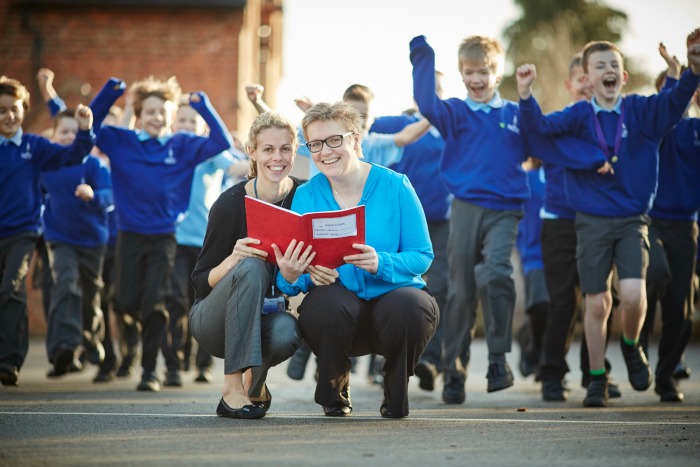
[370, 73, 450, 391]
[640, 46, 700, 403]
[92, 75, 232, 392]
[41, 109, 114, 378]
[410, 34, 529, 403]
[516, 29, 700, 407]
[0, 76, 95, 386]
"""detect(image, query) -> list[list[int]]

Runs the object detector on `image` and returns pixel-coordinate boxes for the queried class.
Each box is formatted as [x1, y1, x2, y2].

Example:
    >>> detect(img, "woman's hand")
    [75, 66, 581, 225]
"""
[307, 264, 339, 287]
[273, 239, 315, 283]
[343, 243, 379, 275]
[231, 237, 268, 264]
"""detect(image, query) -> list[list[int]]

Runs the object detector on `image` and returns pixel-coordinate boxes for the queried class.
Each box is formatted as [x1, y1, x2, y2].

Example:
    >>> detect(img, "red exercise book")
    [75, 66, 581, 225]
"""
[244, 196, 366, 269]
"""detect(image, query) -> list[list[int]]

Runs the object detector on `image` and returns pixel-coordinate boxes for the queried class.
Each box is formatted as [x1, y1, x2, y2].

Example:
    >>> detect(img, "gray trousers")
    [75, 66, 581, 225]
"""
[189, 258, 300, 398]
[45, 242, 105, 362]
[443, 200, 521, 379]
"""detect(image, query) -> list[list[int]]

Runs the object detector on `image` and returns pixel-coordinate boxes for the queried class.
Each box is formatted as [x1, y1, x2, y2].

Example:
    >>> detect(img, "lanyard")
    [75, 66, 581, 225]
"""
[591, 101, 624, 164]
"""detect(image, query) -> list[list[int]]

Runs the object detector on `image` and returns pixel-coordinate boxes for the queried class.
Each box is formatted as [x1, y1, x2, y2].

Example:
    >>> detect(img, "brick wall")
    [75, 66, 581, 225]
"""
[0, 0, 281, 135]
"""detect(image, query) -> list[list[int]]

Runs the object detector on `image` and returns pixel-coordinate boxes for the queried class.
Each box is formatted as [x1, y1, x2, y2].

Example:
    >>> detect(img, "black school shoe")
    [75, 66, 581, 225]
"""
[620, 338, 652, 391]
[414, 359, 438, 391]
[583, 379, 609, 408]
[486, 362, 514, 393]
[655, 379, 684, 402]
[323, 382, 352, 417]
[137, 370, 161, 392]
[163, 370, 183, 387]
[442, 374, 466, 404]
[0, 363, 19, 386]
[541, 379, 569, 401]
[673, 360, 691, 380]
[216, 398, 266, 419]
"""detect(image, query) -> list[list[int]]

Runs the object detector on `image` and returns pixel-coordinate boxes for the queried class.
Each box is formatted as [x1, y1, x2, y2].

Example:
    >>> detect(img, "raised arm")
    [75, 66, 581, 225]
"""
[409, 35, 454, 135]
[188, 91, 233, 163]
[391, 118, 431, 147]
[36, 68, 66, 117]
[245, 84, 272, 115]
[39, 104, 95, 171]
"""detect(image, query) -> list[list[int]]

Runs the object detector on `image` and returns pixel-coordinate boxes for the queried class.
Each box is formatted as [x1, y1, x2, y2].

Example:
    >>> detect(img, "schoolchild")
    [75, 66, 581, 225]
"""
[41, 109, 113, 377]
[161, 101, 246, 386]
[0, 76, 94, 386]
[516, 29, 700, 406]
[92, 75, 232, 392]
[410, 34, 530, 403]
[538, 55, 621, 401]
[369, 72, 449, 391]
[639, 44, 700, 402]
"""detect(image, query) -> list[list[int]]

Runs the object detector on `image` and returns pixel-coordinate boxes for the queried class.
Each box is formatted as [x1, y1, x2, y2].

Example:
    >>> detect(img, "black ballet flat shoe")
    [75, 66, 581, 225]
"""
[251, 384, 272, 413]
[216, 398, 266, 419]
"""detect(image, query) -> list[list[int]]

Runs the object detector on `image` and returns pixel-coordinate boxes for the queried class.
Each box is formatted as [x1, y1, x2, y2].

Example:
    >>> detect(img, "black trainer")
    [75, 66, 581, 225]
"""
[619, 337, 652, 391]
[583, 379, 608, 407]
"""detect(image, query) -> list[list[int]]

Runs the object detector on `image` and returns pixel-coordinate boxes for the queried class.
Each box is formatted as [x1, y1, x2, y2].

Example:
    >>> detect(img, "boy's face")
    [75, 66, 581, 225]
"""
[345, 99, 373, 135]
[0, 94, 25, 138]
[140, 95, 176, 138]
[52, 116, 79, 146]
[586, 50, 628, 106]
[460, 60, 501, 103]
[564, 65, 592, 103]
[172, 105, 206, 135]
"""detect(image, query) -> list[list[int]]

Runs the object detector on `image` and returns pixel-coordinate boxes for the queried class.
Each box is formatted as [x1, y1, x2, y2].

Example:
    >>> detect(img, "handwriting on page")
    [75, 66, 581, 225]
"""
[312, 214, 358, 239]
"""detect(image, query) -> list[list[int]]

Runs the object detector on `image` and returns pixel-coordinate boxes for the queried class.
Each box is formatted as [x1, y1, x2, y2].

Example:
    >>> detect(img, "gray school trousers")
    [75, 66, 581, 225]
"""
[443, 199, 521, 379]
[189, 258, 300, 398]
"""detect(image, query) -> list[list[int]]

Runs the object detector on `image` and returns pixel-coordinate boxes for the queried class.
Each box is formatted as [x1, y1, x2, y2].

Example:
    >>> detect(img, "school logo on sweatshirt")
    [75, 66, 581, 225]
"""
[20, 142, 32, 160]
[506, 115, 520, 134]
[164, 148, 177, 165]
[694, 130, 700, 147]
[621, 124, 628, 139]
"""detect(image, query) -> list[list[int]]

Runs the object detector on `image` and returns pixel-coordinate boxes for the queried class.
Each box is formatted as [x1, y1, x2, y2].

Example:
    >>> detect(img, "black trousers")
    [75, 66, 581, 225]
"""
[640, 218, 698, 383]
[0, 232, 37, 371]
[163, 244, 212, 371]
[539, 218, 614, 382]
[114, 231, 176, 373]
[298, 284, 438, 417]
[419, 221, 448, 370]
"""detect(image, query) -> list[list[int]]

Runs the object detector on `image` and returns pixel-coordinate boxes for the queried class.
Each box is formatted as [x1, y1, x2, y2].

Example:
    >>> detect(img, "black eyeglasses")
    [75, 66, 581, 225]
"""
[305, 132, 354, 153]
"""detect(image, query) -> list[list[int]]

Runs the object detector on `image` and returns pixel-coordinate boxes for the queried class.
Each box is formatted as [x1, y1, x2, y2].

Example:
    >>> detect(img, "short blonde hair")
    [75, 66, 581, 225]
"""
[131, 75, 181, 117]
[458, 36, 505, 76]
[0, 76, 31, 111]
[246, 111, 298, 179]
[301, 101, 363, 141]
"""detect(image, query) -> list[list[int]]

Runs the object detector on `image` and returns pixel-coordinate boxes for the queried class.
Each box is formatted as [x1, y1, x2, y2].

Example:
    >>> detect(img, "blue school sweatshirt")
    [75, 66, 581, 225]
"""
[519, 69, 700, 217]
[649, 117, 700, 221]
[371, 114, 452, 222]
[517, 168, 546, 273]
[410, 35, 529, 210]
[41, 155, 113, 247]
[93, 83, 232, 235]
[276, 163, 432, 300]
[0, 128, 95, 237]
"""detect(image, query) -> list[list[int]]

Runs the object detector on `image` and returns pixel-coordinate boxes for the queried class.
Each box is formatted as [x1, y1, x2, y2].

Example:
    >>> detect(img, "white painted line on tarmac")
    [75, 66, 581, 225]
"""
[2, 411, 699, 426]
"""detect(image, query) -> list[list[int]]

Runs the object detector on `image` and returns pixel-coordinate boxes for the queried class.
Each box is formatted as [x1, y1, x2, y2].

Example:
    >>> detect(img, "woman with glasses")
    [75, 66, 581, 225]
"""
[274, 101, 439, 418]
[189, 112, 304, 419]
